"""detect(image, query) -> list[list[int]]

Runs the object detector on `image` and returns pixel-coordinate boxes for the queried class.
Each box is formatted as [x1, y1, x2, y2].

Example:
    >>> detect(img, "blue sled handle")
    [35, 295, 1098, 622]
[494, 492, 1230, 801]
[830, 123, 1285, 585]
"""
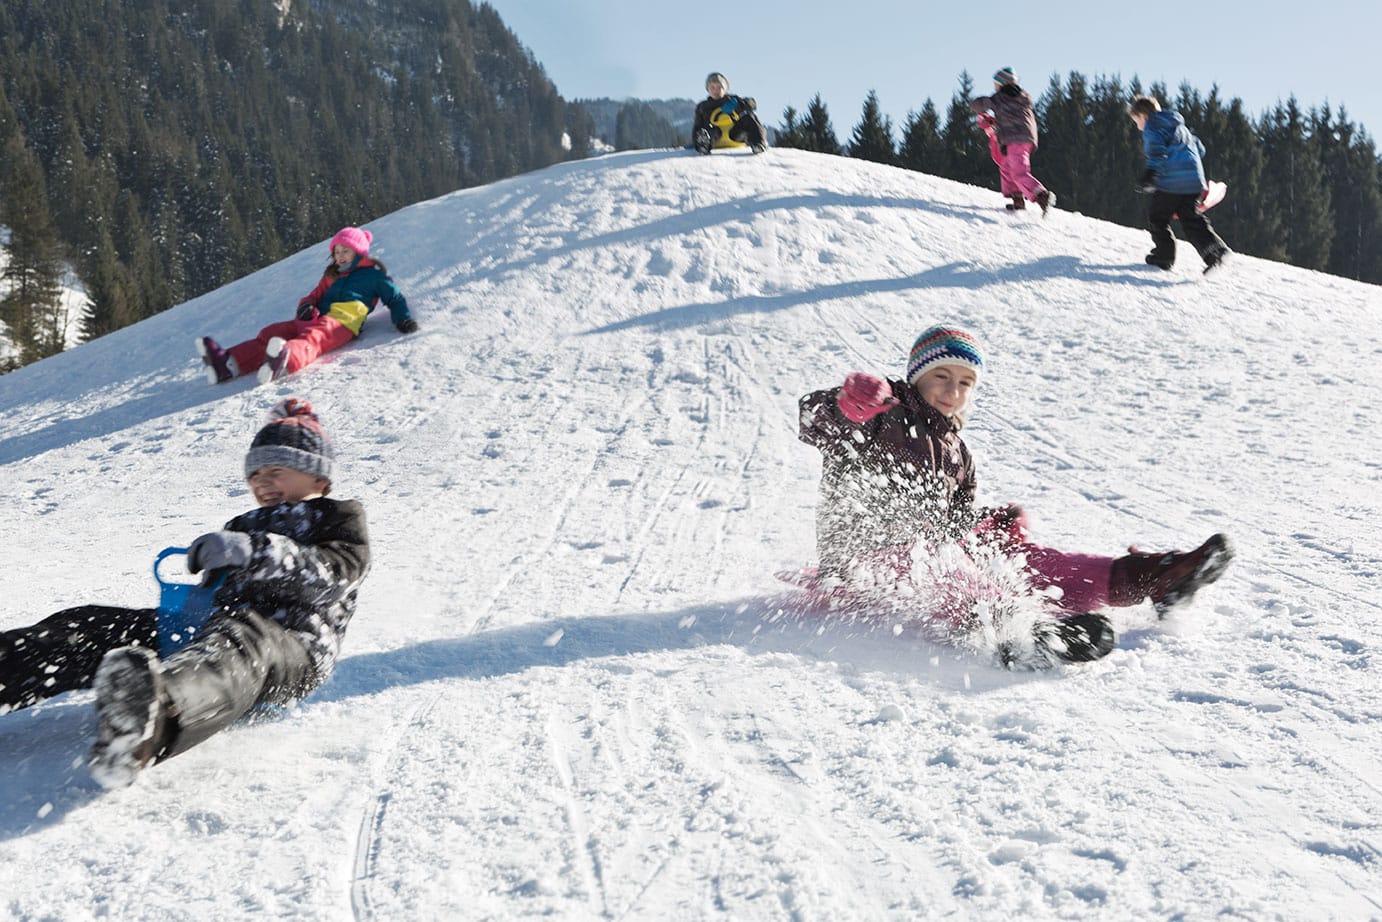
[154, 546, 224, 656]
[154, 546, 193, 588]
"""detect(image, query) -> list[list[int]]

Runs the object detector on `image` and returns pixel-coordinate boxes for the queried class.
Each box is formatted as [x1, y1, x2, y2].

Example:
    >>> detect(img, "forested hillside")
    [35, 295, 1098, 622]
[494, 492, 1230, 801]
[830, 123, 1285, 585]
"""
[0, 0, 586, 369]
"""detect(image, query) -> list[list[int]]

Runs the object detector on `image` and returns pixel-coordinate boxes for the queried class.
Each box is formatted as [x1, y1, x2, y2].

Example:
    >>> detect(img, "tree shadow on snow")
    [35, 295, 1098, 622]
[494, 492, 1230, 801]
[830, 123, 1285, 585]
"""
[0, 699, 106, 840]
[581, 254, 1180, 335]
[488, 187, 1005, 282]
[0, 330, 411, 468]
[315, 596, 1045, 706]
[0, 595, 1045, 840]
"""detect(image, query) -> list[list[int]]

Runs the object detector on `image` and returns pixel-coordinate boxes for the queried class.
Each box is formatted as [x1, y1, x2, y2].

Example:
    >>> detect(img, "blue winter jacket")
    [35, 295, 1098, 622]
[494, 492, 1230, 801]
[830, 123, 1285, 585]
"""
[1142, 111, 1207, 195]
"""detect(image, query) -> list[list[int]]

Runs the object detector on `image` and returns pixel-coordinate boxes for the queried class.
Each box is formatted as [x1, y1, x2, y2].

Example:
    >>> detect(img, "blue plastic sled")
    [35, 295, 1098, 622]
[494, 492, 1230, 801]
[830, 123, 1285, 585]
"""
[154, 547, 222, 656]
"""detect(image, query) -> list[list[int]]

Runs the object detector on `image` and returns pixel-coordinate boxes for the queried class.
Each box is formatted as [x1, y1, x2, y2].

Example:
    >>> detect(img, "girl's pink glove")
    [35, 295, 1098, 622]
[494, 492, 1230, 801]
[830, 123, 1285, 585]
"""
[838, 372, 898, 423]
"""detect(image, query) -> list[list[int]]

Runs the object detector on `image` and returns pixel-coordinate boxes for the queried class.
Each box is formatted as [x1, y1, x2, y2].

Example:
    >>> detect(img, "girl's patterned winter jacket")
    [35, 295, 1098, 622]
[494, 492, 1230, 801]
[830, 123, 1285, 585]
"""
[1142, 110, 1208, 195]
[799, 379, 977, 575]
[211, 497, 370, 679]
[969, 85, 1039, 149]
[297, 257, 412, 335]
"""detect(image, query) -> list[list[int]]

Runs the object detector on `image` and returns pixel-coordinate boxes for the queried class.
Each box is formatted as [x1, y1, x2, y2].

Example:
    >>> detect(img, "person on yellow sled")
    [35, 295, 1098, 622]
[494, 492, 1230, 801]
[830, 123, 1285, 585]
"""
[693, 72, 768, 154]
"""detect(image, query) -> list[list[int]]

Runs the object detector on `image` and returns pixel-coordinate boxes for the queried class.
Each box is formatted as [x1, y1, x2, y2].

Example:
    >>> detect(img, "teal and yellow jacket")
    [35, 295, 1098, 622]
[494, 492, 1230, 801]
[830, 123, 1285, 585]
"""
[297, 256, 412, 335]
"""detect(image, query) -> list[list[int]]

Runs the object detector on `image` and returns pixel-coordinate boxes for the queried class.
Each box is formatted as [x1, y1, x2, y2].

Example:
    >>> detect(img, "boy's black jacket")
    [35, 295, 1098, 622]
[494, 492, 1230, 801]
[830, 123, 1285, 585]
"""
[214, 497, 369, 677]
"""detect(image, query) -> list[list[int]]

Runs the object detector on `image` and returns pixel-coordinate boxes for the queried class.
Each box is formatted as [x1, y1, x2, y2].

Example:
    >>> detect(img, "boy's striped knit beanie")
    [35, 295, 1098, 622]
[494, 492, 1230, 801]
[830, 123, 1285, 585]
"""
[993, 67, 1017, 87]
[906, 325, 984, 385]
[245, 398, 335, 482]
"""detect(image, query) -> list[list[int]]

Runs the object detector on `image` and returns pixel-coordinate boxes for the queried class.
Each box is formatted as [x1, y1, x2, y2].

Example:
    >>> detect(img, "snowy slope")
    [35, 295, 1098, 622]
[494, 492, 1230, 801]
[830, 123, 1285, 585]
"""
[1, 149, 1380, 921]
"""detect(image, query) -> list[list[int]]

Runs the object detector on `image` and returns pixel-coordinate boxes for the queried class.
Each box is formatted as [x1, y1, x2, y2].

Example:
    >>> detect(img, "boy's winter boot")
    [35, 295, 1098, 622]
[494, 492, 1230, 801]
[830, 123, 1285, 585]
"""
[1005, 194, 1026, 211]
[693, 128, 714, 155]
[1035, 190, 1055, 217]
[1145, 253, 1173, 271]
[1202, 246, 1230, 275]
[196, 337, 239, 384]
[1108, 533, 1234, 617]
[88, 646, 169, 789]
[257, 337, 291, 385]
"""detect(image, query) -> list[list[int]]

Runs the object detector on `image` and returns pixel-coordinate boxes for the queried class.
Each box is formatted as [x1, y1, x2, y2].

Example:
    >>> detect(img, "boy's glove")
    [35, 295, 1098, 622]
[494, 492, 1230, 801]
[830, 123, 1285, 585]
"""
[396, 318, 419, 334]
[837, 372, 898, 423]
[296, 303, 318, 321]
[188, 531, 253, 577]
[1136, 168, 1157, 193]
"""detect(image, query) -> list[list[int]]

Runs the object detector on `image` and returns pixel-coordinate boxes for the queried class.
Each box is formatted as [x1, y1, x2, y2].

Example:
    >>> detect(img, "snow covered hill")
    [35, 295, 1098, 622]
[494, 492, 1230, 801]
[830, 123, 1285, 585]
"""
[1, 149, 1380, 921]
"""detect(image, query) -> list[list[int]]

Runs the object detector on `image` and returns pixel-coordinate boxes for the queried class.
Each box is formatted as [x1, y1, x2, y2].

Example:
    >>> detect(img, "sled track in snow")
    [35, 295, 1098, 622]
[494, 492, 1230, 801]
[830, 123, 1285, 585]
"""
[349, 691, 444, 921]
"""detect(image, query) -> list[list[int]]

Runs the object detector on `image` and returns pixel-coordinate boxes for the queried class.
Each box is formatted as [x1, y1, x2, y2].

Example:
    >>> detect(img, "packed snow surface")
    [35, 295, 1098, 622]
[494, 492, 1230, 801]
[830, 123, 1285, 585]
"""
[1, 149, 1380, 920]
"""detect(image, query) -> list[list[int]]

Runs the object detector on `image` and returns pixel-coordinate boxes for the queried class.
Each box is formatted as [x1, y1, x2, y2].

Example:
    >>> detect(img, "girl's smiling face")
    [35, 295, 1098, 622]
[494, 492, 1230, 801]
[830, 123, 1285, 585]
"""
[915, 364, 978, 417]
[332, 244, 358, 269]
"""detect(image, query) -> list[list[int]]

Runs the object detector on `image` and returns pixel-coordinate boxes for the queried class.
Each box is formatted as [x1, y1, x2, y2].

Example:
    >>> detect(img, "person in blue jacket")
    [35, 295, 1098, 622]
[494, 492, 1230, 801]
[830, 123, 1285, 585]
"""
[198, 226, 418, 385]
[1129, 96, 1230, 273]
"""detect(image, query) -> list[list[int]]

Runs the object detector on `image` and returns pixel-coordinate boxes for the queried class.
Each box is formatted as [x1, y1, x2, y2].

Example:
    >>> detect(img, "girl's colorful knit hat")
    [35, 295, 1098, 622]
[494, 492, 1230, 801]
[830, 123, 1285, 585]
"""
[329, 226, 372, 258]
[244, 398, 335, 482]
[993, 66, 1017, 87]
[907, 325, 984, 385]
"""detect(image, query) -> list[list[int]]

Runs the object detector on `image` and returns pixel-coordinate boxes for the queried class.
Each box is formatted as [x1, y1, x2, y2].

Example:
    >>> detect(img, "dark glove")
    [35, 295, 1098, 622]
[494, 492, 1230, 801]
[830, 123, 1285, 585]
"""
[187, 531, 253, 577]
[396, 317, 419, 334]
[1137, 169, 1157, 193]
[742, 97, 757, 111]
[296, 303, 318, 321]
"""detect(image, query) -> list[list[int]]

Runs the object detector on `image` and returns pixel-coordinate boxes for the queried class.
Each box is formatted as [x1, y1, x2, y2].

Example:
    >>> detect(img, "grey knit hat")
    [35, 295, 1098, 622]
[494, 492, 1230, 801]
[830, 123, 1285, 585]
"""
[244, 398, 334, 481]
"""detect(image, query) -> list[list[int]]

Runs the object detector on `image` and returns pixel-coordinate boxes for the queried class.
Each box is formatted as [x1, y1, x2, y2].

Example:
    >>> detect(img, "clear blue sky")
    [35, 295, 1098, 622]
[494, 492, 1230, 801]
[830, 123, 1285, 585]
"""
[485, 0, 1380, 143]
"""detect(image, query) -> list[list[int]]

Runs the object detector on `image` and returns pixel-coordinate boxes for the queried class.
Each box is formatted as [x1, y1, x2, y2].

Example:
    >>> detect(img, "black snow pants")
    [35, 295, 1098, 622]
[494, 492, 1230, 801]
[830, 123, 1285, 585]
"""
[1, 605, 317, 763]
[1148, 191, 1228, 266]
[0, 605, 158, 712]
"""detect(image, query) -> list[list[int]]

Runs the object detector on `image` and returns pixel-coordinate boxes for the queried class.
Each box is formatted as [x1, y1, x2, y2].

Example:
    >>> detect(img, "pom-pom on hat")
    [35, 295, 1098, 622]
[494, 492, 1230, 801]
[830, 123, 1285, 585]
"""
[706, 71, 729, 90]
[907, 325, 985, 385]
[244, 398, 335, 482]
[329, 226, 372, 258]
[993, 66, 1018, 87]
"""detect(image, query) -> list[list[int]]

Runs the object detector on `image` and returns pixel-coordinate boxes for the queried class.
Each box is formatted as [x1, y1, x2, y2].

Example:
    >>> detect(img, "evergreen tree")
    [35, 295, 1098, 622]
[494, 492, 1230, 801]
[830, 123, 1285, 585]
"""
[1197, 92, 1284, 261]
[798, 94, 842, 156]
[614, 102, 682, 150]
[564, 102, 597, 159]
[0, 135, 67, 365]
[1260, 98, 1334, 270]
[776, 106, 807, 149]
[1313, 106, 1382, 283]
[1035, 72, 1092, 209]
[847, 90, 896, 164]
[898, 100, 944, 175]
[940, 72, 989, 187]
